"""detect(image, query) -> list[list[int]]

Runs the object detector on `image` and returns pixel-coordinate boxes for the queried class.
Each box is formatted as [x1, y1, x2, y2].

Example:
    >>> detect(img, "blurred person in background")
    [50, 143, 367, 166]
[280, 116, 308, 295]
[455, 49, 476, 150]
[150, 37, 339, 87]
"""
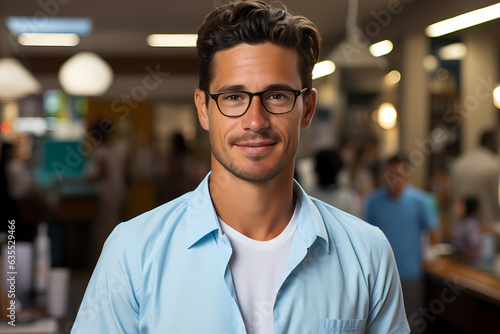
[365, 154, 439, 330]
[1, 143, 21, 234]
[452, 196, 482, 260]
[310, 148, 362, 217]
[0, 142, 36, 241]
[4, 141, 34, 201]
[429, 166, 452, 240]
[157, 132, 204, 204]
[349, 140, 378, 202]
[87, 118, 129, 264]
[450, 129, 500, 229]
[73, 1, 409, 333]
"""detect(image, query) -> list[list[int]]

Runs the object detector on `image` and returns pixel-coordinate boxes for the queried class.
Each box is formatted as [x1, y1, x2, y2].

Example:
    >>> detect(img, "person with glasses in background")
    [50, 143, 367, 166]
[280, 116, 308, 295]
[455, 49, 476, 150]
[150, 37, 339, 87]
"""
[72, 1, 409, 333]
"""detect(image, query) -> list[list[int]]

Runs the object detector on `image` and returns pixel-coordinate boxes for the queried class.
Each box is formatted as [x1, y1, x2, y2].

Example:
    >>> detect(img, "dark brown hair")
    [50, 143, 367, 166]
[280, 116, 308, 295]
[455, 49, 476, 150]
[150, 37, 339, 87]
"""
[197, 0, 321, 95]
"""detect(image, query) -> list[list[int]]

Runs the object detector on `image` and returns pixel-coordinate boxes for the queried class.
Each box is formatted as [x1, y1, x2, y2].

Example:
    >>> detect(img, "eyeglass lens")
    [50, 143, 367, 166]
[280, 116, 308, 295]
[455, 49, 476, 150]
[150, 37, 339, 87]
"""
[217, 90, 297, 116]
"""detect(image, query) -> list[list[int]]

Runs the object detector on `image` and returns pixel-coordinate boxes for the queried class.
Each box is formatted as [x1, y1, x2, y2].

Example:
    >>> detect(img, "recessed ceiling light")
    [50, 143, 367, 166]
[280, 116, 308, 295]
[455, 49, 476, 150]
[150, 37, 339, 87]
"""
[369, 40, 393, 57]
[493, 85, 500, 109]
[385, 70, 401, 85]
[378, 102, 397, 130]
[147, 34, 198, 47]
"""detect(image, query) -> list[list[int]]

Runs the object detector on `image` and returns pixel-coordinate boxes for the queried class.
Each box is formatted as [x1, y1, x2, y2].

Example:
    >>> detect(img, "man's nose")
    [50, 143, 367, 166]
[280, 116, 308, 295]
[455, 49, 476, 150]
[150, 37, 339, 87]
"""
[241, 95, 271, 132]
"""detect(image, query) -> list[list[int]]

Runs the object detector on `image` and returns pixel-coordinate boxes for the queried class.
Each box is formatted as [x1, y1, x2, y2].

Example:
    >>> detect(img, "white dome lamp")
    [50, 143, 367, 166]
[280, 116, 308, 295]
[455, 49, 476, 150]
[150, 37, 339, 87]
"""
[58, 51, 113, 96]
[0, 58, 42, 101]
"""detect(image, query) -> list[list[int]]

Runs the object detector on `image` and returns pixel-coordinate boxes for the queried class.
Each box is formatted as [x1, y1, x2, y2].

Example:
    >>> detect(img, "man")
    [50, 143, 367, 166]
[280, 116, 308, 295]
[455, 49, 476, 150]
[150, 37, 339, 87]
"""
[365, 155, 438, 329]
[450, 129, 500, 227]
[72, 1, 409, 333]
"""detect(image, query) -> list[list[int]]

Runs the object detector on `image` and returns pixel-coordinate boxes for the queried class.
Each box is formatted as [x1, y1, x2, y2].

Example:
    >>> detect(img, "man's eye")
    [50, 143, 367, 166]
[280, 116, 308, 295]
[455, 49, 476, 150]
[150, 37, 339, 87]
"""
[266, 91, 291, 100]
[223, 94, 244, 101]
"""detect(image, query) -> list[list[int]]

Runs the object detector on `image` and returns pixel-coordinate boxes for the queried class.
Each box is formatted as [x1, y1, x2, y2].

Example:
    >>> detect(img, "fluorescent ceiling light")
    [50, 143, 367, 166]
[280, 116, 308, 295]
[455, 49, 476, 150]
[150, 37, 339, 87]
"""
[426, 3, 500, 37]
[312, 60, 336, 80]
[147, 34, 198, 47]
[18, 33, 80, 46]
[5, 17, 92, 36]
[437, 43, 467, 60]
[369, 40, 393, 57]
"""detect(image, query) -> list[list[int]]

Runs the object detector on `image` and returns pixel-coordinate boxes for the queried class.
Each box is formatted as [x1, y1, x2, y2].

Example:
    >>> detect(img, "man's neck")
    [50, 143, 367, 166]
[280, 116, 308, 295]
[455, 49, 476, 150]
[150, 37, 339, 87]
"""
[209, 165, 296, 241]
[387, 185, 407, 199]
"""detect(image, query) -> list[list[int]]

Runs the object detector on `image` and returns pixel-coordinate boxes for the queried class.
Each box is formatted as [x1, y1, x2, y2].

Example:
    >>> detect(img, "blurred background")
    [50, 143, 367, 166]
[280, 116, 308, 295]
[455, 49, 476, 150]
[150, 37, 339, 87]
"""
[0, 0, 500, 332]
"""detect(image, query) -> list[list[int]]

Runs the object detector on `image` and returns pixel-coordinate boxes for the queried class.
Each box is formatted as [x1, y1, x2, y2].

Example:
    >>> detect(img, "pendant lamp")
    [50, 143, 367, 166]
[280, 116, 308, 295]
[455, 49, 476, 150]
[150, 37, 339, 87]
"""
[58, 51, 113, 96]
[0, 58, 42, 101]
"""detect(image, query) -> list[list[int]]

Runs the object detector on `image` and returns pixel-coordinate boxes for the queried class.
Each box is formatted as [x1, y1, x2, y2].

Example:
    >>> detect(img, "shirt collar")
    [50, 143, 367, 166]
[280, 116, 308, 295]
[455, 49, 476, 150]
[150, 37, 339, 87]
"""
[185, 172, 330, 252]
[293, 180, 330, 253]
[186, 172, 220, 249]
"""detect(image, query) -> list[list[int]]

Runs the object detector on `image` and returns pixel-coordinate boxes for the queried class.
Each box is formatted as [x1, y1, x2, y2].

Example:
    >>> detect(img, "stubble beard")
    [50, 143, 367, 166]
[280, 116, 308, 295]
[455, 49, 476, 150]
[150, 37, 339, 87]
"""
[209, 132, 297, 183]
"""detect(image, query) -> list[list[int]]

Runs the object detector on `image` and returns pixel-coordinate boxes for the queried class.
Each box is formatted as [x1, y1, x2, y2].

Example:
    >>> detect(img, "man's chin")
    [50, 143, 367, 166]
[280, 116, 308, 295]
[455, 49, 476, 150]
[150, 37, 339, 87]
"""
[227, 167, 281, 183]
[211, 143, 293, 183]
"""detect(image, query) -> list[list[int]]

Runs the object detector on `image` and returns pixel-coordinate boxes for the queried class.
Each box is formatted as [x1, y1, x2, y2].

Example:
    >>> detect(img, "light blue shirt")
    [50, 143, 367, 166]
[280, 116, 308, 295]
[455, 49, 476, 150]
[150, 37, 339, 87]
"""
[366, 186, 438, 280]
[72, 173, 409, 334]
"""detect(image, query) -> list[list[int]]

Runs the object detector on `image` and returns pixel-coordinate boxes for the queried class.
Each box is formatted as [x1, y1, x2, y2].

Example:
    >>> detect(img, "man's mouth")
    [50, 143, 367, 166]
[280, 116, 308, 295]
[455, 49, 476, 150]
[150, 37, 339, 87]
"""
[235, 140, 277, 154]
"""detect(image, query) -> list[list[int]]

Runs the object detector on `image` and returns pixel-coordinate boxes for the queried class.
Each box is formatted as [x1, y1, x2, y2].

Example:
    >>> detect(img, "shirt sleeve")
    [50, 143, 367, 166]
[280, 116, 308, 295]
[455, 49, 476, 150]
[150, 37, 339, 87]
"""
[365, 233, 410, 334]
[71, 224, 140, 334]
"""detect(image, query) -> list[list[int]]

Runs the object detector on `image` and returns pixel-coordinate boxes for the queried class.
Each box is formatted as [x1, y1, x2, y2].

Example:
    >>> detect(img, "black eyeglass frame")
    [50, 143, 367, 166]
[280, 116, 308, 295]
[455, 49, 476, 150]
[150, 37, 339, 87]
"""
[205, 87, 308, 117]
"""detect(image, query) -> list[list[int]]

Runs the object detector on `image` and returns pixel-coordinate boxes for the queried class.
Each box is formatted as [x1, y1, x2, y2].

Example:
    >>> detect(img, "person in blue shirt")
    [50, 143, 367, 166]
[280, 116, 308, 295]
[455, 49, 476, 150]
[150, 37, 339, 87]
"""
[365, 154, 439, 332]
[72, 1, 409, 333]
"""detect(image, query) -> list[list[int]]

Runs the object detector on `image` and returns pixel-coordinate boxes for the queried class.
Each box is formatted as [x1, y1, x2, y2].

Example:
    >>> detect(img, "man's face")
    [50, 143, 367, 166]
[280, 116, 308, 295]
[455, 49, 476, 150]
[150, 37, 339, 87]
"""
[195, 43, 316, 182]
[384, 162, 410, 197]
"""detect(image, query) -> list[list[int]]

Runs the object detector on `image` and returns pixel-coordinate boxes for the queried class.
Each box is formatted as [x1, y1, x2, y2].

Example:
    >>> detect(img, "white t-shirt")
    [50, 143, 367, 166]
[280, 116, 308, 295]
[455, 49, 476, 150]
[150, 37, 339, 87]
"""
[218, 199, 300, 334]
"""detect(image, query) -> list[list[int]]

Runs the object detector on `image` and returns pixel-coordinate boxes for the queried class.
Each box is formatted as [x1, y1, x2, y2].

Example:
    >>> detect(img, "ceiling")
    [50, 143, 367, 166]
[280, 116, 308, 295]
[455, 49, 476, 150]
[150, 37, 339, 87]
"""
[0, 0, 499, 99]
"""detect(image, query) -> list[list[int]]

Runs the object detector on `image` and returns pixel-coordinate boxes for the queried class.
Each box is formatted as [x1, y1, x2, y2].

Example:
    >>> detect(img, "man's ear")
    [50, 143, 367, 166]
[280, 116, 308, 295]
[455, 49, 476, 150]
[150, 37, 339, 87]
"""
[300, 88, 317, 129]
[194, 89, 210, 131]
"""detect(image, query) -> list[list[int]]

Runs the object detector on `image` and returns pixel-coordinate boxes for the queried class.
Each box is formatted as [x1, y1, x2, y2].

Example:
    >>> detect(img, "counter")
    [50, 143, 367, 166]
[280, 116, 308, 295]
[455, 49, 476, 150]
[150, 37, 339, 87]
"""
[423, 256, 500, 333]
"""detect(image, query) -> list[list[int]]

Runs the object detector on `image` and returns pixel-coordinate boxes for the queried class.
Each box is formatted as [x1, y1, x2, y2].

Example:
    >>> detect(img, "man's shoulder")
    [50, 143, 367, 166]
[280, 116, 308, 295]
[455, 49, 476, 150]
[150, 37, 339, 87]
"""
[404, 186, 432, 204]
[112, 192, 194, 252]
[126, 191, 191, 223]
[452, 148, 500, 170]
[307, 196, 392, 271]
[365, 188, 387, 205]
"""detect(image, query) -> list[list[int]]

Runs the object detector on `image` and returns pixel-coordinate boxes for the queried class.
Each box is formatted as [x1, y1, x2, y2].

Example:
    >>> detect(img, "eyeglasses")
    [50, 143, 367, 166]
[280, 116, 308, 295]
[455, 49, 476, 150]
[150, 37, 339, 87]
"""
[206, 88, 308, 117]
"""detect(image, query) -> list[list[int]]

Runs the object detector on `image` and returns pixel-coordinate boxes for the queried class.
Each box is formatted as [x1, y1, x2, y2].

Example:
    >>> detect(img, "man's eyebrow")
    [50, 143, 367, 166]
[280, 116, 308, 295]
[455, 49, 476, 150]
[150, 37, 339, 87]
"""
[216, 83, 298, 93]
[265, 83, 297, 91]
[216, 84, 246, 92]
